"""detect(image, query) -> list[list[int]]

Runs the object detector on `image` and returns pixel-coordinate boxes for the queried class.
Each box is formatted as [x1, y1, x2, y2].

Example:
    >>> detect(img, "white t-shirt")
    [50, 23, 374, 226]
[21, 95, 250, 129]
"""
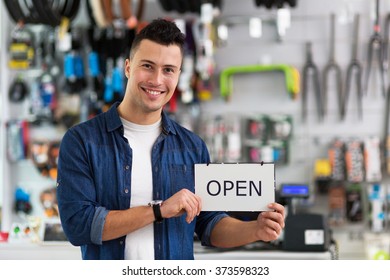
[121, 117, 161, 260]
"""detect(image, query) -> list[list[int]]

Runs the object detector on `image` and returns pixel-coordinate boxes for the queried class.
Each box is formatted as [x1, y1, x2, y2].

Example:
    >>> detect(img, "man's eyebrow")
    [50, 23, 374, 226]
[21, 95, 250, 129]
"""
[140, 59, 179, 69]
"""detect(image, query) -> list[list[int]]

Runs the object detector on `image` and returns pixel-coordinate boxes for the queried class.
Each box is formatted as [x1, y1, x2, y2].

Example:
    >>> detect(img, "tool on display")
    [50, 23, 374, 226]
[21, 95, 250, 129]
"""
[364, 0, 387, 97]
[382, 14, 390, 88]
[383, 15, 390, 175]
[302, 42, 322, 122]
[8, 23, 35, 70]
[220, 64, 300, 101]
[323, 13, 343, 120]
[384, 86, 390, 174]
[343, 14, 363, 120]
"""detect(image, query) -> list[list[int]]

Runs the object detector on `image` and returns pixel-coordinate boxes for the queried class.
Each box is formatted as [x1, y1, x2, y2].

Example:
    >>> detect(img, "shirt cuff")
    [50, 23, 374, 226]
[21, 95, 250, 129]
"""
[200, 213, 229, 247]
[91, 206, 109, 245]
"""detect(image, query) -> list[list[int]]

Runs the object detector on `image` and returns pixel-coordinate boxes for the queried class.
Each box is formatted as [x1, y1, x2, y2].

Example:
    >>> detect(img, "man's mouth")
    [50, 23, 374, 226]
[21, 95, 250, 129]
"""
[144, 88, 163, 96]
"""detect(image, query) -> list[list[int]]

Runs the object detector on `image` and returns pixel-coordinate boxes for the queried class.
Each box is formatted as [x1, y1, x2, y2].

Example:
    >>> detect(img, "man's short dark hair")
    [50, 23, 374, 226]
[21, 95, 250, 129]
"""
[129, 18, 186, 59]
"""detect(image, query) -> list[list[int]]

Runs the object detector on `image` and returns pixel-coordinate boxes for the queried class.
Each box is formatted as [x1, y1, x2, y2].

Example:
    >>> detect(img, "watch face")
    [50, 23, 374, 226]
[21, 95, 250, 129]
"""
[149, 200, 162, 206]
[150, 200, 163, 206]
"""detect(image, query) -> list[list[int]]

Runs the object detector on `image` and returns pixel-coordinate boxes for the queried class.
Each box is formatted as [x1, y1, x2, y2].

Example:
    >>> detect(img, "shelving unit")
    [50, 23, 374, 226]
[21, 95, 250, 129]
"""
[1, 0, 390, 260]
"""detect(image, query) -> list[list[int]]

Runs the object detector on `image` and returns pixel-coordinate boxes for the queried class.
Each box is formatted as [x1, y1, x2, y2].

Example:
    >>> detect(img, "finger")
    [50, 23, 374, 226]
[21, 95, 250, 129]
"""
[261, 211, 285, 228]
[184, 194, 202, 223]
[194, 194, 203, 215]
[186, 196, 200, 222]
[262, 216, 283, 235]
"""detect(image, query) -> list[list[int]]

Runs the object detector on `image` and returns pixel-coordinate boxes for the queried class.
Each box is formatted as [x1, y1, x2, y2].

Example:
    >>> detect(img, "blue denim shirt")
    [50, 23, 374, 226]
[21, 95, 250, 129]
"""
[56, 102, 228, 260]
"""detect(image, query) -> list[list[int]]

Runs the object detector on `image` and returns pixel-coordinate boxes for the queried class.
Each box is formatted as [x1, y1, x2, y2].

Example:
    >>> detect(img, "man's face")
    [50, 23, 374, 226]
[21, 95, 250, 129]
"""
[124, 39, 182, 119]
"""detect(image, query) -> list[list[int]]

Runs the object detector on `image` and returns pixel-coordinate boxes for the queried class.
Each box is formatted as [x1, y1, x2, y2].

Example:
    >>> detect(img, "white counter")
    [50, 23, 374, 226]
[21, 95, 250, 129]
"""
[0, 242, 332, 260]
[0, 242, 81, 260]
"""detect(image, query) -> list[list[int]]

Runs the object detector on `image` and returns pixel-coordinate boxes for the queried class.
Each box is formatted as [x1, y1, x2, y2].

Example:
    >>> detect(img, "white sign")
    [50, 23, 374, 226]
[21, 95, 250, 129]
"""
[195, 163, 275, 211]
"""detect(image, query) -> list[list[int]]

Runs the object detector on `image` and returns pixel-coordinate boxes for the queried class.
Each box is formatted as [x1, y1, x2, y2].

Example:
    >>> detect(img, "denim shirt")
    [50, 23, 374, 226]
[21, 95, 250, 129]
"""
[56, 102, 228, 260]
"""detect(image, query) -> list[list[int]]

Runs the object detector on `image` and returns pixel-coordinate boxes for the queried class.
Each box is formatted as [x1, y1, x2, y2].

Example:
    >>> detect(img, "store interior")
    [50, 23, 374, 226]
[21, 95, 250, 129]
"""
[1, 0, 390, 260]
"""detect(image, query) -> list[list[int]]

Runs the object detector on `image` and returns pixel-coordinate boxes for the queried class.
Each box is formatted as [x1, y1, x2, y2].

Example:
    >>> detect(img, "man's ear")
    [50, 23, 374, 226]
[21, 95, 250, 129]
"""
[125, 59, 131, 78]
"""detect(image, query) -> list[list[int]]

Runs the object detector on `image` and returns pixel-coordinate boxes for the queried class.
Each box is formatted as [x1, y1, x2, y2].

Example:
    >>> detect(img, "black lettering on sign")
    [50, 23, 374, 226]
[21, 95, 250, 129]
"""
[223, 180, 234, 196]
[206, 180, 262, 197]
[206, 180, 221, 196]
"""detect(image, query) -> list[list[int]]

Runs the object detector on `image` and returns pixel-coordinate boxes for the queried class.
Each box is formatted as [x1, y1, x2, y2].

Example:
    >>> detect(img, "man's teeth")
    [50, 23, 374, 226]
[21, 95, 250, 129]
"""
[146, 89, 161, 95]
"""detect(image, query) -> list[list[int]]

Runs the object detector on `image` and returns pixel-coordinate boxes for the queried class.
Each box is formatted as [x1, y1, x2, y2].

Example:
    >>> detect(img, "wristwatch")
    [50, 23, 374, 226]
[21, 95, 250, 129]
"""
[149, 200, 163, 223]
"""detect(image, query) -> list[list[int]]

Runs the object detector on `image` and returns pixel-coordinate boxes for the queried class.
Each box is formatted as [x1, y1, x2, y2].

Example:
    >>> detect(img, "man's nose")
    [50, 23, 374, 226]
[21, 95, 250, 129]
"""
[149, 69, 164, 84]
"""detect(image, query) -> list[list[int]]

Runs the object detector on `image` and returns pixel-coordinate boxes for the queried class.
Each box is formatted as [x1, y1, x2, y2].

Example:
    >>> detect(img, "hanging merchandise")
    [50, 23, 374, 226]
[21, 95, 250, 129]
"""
[346, 183, 363, 222]
[220, 64, 300, 102]
[194, 3, 218, 101]
[177, 19, 197, 104]
[8, 24, 35, 70]
[314, 159, 332, 194]
[111, 63, 125, 100]
[225, 115, 241, 161]
[364, 136, 382, 183]
[158, 0, 223, 14]
[4, 0, 80, 26]
[40, 28, 62, 80]
[268, 115, 292, 141]
[212, 116, 226, 162]
[345, 139, 364, 183]
[253, 0, 297, 9]
[367, 184, 387, 233]
[103, 58, 114, 104]
[384, 84, 390, 175]
[36, 71, 58, 123]
[30, 140, 60, 180]
[6, 120, 29, 163]
[364, 0, 386, 98]
[64, 51, 86, 93]
[328, 139, 346, 182]
[8, 75, 29, 103]
[40, 187, 59, 217]
[328, 183, 346, 226]
[302, 42, 322, 122]
[30, 141, 50, 177]
[87, 0, 146, 29]
[322, 13, 342, 120]
[343, 14, 363, 121]
[14, 187, 32, 215]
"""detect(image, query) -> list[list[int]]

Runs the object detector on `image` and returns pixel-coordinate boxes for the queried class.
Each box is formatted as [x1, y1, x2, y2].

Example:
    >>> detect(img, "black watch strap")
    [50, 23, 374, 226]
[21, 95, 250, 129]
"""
[149, 200, 163, 223]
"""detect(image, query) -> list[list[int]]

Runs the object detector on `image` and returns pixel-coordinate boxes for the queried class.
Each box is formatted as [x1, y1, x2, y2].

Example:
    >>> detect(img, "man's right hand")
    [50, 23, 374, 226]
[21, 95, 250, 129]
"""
[160, 189, 202, 224]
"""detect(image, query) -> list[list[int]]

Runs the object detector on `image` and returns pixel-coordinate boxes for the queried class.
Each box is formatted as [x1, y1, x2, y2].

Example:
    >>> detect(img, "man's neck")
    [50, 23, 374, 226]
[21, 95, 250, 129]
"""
[118, 104, 162, 125]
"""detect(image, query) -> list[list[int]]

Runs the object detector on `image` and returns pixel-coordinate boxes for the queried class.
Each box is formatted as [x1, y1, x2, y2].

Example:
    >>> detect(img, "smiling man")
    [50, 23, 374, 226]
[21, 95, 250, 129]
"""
[56, 18, 285, 260]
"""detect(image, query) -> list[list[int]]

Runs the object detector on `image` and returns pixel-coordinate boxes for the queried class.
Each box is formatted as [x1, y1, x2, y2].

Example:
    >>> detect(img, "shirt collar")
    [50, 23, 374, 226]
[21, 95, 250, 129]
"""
[105, 102, 177, 135]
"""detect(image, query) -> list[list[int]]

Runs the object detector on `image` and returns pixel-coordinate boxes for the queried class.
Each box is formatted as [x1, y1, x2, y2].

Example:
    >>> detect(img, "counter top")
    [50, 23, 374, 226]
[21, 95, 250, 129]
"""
[0, 241, 333, 260]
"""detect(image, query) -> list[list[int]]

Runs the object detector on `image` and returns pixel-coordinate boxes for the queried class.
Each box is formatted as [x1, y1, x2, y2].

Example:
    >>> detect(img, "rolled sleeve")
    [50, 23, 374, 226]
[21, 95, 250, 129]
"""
[196, 212, 229, 247]
[91, 206, 109, 245]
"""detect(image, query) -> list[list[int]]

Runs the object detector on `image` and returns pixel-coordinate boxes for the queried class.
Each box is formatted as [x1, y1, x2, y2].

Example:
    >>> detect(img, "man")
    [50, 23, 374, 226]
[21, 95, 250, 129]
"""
[56, 18, 285, 260]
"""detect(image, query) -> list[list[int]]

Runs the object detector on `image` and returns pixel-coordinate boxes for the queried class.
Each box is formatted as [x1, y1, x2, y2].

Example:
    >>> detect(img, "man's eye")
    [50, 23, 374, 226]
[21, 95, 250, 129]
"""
[142, 64, 152, 69]
[164, 68, 174, 73]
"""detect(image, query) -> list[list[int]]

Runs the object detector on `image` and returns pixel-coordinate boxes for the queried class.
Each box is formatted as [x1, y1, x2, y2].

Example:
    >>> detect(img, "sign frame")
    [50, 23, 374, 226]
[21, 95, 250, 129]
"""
[195, 162, 275, 212]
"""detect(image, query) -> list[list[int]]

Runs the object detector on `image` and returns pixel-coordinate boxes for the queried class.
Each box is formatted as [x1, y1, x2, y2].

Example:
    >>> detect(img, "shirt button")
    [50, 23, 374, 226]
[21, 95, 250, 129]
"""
[120, 241, 123, 245]
[125, 165, 130, 170]
[124, 189, 129, 194]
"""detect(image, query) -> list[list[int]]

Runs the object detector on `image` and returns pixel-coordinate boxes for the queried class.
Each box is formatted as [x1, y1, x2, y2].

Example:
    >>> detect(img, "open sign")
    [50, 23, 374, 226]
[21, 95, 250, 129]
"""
[195, 163, 275, 211]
